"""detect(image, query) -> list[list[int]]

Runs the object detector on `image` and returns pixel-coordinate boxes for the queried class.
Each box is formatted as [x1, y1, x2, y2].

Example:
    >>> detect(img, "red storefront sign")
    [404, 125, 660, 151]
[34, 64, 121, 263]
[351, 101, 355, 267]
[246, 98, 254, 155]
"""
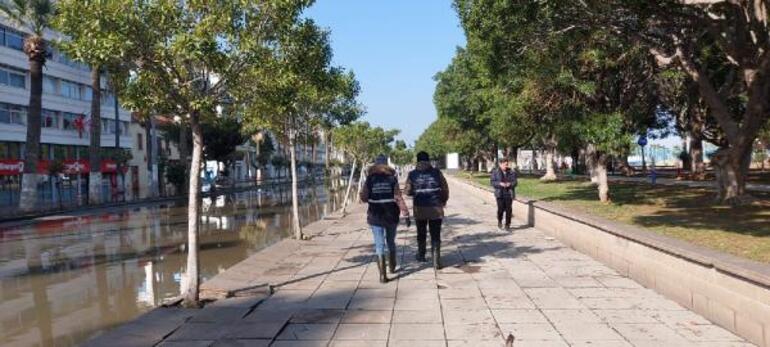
[0, 160, 23, 175]
[62, 160, 90, 174]
[101, 160, 121, 173]
[0, 159, 123, 175]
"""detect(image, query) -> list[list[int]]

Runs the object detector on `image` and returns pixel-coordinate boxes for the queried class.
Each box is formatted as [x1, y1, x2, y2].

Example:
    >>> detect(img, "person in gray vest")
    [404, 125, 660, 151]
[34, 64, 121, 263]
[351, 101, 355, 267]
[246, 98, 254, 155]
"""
[405, 151, 449, 269]
[490, 158, 517, 230]
[360, 155, 410, 283]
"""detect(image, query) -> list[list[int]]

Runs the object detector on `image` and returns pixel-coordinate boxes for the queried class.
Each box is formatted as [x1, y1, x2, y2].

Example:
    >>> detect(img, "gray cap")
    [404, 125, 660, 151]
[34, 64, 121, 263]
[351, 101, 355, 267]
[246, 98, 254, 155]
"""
[375, 154, 388, 165]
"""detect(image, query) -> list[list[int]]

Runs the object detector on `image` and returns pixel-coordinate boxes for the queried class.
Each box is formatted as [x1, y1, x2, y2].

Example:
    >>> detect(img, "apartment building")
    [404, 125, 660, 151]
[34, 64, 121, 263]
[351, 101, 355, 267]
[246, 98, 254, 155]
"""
[0, 18, 133, 206]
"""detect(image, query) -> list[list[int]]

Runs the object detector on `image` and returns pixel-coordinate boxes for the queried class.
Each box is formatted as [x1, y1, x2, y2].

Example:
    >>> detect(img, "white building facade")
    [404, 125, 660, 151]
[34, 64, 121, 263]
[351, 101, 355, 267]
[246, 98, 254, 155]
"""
[0, 19, 133, 207]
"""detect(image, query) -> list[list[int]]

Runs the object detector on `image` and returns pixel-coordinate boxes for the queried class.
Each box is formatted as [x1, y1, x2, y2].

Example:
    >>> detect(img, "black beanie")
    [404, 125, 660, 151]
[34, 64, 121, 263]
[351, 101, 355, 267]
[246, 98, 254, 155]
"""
[416, 151, 430, 162]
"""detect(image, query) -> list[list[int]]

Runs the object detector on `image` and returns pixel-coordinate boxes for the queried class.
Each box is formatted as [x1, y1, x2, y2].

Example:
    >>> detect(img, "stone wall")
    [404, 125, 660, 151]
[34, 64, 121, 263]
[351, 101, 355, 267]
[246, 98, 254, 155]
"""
[451, 175, 770, 347]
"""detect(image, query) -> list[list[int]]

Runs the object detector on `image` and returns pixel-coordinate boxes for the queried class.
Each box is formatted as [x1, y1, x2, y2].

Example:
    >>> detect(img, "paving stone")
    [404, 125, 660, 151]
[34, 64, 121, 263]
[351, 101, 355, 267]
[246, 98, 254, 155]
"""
[290, 309, 345, 324]
[166, 323, 231, 341]
[592, 309, 659, 324]
[333, 324, 390, 340]
[389, 341, 446, 347]
[270, 341, 330, 347]
[341, 310, 392, 324]
[348, 297, 394, 310]
[567, 341, 632, 347]
[211, 340, 270, 347]
[552, 322, 624, 341]
[444, 323, 503, 341]
[276, 323, 337, 340]
[447, 341, 510, 347]
[242, 309, 293, 323]
[491, 309, 549, 324]
[329, 341, 386, 347]
[525, 287, 586, 309]
[190, 307, 250, 323]
[541, 309, 602, 323]
[157, 341, 214, 347]
[394, 298, 440, 310]
[439, 297, 487, 310]
[443, 309, 495, 325]
[225, 322, 286, 339]
[391, 309, 443, 323]
[498, 323, 563, 341]
[610, 323, 691, 343]
[389, 323, 445, 340]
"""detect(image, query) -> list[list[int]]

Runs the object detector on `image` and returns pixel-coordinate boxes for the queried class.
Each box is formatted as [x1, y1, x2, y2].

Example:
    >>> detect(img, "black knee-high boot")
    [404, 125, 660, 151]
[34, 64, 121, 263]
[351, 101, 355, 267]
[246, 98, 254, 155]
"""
[432, 243, 441, 270]
[377, 255, 388, 283]
[388, 250, 397, 273]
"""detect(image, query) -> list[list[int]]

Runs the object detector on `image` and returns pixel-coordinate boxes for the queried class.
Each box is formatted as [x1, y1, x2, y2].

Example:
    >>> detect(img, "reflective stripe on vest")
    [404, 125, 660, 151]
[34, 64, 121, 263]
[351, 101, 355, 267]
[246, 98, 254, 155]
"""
[369, 198, 396, 204]
[415, 188, 440, 194]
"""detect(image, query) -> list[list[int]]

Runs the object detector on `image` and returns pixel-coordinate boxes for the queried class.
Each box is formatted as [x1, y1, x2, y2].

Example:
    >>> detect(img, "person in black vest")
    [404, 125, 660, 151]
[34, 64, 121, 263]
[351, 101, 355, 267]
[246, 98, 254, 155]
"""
[405, 151, 449, 269]
[490, 158, 517, 230]
[360, 155, 410, 283]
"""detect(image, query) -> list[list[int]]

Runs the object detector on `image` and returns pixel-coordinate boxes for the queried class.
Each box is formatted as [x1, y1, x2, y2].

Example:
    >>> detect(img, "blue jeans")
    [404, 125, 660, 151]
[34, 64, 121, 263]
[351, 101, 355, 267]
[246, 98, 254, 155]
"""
[370, 225, 397, 256]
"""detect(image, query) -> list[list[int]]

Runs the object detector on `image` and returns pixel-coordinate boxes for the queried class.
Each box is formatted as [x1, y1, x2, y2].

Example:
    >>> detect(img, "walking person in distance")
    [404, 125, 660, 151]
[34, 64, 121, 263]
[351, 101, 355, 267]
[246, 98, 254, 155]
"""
[360, 155, 410, 283]
[491, 158, 517, 231]
[405, 151, 449, 270]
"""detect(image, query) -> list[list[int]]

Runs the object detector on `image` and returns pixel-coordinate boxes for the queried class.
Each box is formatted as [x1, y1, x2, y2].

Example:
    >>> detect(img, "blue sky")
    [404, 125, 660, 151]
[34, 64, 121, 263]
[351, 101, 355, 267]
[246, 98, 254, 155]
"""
[306, 0, 466, 145]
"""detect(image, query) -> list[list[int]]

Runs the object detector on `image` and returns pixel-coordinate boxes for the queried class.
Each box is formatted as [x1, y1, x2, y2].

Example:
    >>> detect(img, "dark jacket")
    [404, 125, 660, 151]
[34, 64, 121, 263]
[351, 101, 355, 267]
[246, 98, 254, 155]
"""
[360, 164, 409, 228]
[405, 162, 449, 220]
[490, 167, 517, 199]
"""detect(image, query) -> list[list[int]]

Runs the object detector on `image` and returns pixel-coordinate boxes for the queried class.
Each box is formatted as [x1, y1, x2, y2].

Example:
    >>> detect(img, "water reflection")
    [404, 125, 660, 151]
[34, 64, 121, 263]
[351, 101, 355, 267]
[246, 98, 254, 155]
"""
[0, 178, 348, 347]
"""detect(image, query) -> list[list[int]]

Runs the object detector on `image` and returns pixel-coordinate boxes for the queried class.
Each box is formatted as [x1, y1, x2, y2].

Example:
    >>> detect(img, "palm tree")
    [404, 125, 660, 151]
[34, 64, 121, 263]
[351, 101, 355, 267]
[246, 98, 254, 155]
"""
[0, 0, 56, 212]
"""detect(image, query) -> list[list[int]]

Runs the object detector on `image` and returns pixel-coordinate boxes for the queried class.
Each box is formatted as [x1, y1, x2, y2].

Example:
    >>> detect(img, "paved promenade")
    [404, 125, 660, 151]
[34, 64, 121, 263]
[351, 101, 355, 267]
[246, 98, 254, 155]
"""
[86, 177, 751, 347]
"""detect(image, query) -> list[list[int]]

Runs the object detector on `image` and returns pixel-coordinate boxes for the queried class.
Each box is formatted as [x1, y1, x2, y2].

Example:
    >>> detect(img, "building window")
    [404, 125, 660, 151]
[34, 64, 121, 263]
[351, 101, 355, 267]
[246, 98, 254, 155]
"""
[43, 76, 57, 94]
[83, 87, 93, 101]
[2, 26, 24, 51]
[8, 105, 26, 125]
[62, 113, 77, 130]
[0, 65, 26, 89]
[137, 133, 143, 150]
[42, 110, 59, 128]
[60, 81, 81, 99]
[101, 90, 115, 105]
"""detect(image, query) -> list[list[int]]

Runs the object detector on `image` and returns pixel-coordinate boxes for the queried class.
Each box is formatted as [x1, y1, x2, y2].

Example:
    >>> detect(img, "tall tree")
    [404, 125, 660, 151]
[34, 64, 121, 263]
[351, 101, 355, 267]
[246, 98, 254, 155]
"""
[576, 0, 770, 204]
[1, 0, 55, 211]
[109, 0, 310, 307]
[240, 20, 361, 240]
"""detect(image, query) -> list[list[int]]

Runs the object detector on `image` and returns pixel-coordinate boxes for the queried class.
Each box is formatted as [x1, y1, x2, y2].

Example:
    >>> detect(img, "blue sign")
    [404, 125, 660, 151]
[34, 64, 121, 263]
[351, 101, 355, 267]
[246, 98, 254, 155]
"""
[637, 135, 648, 147]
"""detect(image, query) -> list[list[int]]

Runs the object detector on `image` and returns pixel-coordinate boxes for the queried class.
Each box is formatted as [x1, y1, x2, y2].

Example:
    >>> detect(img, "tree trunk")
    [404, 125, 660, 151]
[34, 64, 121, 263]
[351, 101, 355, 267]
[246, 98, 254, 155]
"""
[324, 133, 331, 171]
[181, 112, 203, 307]
[712, 147, 753, 205]
[541, 138, 557, 181]
[541, 149, 557, 181]
[356, 166, 366, 202]
[288, 133, 303, 240]
[19, 48, 45, 212]
[595, 153, 610, 203]
[341, 159, 357, 215]
[586, 146, 599, 184]
[618, 153, 634, 176]
[179, 122, 190, 187]
[510, 147, 519, 172]
[690, 136, 705, 180]
[89, 68, 102, 205]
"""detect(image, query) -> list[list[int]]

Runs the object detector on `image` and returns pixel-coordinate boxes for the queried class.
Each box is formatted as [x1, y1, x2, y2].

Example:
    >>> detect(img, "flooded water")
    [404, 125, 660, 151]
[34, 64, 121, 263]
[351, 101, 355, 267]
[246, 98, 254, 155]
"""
[0, 178, 349, 347]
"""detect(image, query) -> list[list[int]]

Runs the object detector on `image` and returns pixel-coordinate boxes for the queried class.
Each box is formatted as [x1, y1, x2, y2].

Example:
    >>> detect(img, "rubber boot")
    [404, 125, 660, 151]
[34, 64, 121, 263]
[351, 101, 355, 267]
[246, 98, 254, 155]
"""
[388, 250, 397, 273]
[416, 234, 427, 262]
[432, 243, 441, 270]
[377, 255, 388, 283]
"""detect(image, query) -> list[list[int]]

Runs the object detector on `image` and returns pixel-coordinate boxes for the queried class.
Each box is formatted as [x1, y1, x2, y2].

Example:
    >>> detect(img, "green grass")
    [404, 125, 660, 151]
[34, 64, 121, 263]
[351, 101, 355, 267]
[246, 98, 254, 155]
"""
[459, 172, 770, 263]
